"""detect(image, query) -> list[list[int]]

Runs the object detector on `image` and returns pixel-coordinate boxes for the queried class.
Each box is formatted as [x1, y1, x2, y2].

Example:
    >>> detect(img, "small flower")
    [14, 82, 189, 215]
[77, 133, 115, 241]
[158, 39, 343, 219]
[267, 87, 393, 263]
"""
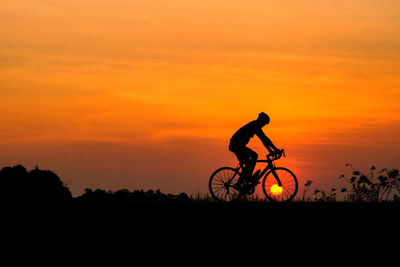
[358, 175, 370, 184]
[304, 180, 313, 187]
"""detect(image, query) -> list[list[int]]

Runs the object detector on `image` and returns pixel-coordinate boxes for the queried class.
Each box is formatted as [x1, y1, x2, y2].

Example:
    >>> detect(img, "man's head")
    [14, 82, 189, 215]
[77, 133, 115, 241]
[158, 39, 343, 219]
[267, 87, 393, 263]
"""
[256, 112, 270, 126]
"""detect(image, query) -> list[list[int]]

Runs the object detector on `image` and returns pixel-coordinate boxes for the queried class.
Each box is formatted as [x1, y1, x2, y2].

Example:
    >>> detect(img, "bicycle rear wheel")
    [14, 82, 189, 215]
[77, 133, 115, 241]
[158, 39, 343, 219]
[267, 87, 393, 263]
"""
[209, 167, 243, 202]
[262, 167, 298, 202]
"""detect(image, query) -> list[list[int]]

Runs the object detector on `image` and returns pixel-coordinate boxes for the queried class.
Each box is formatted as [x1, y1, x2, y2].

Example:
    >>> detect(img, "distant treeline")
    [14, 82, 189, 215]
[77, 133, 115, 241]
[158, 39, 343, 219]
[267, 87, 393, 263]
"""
[0, 164, 190, 202]
[76, 188, 191, 202]
[2, 164, 399, 202]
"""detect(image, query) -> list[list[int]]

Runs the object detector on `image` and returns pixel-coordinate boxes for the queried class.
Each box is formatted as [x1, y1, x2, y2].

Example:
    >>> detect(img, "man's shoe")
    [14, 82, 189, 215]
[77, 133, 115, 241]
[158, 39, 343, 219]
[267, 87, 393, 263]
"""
[248, 172, 261, 185]
[248, 178, 260, 186]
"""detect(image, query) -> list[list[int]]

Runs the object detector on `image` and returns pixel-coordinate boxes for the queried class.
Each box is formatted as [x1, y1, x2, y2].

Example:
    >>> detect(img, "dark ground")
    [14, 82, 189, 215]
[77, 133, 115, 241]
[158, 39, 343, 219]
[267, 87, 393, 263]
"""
[2, 201, 398, 229]
[1, 201, 398, 259]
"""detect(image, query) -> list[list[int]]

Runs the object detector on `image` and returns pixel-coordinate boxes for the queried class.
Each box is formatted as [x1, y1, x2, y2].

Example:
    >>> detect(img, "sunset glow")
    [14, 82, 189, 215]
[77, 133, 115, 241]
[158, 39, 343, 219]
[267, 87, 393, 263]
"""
[1, 0, 399, 196]
[270, 184, 283, 196]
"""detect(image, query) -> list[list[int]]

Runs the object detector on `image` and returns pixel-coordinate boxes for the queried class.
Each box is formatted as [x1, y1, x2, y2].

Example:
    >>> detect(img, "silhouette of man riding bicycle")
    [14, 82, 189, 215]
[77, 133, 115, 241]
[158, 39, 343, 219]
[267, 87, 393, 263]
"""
[209, 112, 298, 202]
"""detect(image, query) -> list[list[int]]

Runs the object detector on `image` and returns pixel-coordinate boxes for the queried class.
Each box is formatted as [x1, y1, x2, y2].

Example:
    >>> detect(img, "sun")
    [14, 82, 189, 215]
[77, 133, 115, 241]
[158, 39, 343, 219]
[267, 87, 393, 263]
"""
[270, 184, 283, 195]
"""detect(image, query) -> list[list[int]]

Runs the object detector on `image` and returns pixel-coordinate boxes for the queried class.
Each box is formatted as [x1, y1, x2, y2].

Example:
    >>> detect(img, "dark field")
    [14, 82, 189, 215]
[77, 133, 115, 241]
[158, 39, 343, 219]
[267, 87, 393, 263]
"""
[2, 201, 398, 253]
[2, 201, 398, 227]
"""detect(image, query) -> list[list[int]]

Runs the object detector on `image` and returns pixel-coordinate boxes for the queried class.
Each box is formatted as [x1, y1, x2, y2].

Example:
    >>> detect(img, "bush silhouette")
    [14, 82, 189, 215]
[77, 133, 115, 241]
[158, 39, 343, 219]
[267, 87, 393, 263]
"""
[0, 164, 72, 201]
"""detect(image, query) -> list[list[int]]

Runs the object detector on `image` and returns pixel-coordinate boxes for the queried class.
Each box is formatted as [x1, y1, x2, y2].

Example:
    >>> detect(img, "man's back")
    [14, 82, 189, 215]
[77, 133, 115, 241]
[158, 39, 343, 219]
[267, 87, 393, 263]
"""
[230, 120, 260, 147]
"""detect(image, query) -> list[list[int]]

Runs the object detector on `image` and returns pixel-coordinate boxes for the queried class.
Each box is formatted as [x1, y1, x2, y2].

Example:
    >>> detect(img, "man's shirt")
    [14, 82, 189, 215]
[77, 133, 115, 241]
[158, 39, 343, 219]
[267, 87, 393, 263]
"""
[230, 120, 268, 148]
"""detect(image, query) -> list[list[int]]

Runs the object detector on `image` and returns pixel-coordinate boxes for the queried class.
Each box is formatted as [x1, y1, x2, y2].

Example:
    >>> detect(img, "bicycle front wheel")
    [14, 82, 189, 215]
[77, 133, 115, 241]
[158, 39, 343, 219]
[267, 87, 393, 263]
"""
[209, 167, 243, 202]
[262, 167, 298, 202]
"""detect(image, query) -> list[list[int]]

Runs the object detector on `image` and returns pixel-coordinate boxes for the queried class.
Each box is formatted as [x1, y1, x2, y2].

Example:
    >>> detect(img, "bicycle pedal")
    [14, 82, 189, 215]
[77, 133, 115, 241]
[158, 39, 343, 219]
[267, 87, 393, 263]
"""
[245, 186, 255, 195]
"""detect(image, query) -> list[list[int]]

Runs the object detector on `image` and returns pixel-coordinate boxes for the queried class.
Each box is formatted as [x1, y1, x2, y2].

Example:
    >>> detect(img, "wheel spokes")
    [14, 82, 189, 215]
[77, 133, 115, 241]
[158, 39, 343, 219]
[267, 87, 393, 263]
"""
[263, 168, 298, 201]
[210, 168, 242, 202]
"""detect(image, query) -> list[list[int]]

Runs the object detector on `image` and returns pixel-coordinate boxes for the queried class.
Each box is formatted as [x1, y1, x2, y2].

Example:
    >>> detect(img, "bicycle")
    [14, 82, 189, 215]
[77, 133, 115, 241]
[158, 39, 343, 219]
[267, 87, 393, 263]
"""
[208, 150, 298, 202]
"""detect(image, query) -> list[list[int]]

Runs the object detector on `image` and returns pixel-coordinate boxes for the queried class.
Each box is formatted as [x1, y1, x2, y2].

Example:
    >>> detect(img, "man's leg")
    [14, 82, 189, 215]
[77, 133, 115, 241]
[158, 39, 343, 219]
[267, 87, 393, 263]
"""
[231, 147, 258, 188]
[240, 147, 258, 181]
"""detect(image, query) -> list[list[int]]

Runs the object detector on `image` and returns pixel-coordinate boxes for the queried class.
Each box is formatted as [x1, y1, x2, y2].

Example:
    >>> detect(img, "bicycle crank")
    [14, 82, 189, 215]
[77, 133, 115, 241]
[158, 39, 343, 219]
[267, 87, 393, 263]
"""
[245, 185, 255, 195]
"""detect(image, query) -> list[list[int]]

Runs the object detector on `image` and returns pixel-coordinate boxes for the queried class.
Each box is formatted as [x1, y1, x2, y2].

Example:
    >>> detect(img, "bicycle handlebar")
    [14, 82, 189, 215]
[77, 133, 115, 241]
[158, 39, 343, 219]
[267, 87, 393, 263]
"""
[266, 149, 285, 161]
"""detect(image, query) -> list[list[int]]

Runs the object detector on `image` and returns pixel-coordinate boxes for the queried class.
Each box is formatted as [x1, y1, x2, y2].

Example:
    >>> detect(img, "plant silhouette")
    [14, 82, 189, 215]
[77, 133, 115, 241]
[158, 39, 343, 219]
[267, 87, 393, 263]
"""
[340, 164, 400, 202]
[302, 164, 400, 202]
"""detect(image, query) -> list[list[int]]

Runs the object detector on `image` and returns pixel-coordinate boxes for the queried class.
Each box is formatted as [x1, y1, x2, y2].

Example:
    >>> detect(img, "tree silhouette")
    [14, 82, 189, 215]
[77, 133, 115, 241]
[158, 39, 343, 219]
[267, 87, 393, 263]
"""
[0, 164, 72, 201]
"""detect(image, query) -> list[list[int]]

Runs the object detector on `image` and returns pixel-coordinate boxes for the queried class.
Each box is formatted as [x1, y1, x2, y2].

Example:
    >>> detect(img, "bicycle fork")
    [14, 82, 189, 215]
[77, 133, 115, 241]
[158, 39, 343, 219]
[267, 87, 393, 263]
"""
[271, 168, 283, 187]
[267, 160, 283, 187]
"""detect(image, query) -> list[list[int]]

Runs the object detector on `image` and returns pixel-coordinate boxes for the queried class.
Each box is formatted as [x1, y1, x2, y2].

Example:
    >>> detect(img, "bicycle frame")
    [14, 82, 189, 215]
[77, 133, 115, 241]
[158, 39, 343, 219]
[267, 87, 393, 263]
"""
[257, 156, 282, 186]
[233, 155, 283, 187]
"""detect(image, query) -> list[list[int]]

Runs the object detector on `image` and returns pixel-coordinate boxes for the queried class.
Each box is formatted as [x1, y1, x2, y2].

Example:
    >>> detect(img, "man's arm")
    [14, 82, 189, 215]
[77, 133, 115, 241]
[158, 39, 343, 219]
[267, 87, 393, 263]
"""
[255, 129, 279, 152]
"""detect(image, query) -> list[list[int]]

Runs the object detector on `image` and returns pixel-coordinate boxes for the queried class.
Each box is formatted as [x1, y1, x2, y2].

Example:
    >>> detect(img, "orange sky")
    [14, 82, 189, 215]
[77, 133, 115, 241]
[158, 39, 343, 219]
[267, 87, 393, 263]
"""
[1, 0, 400, 196]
